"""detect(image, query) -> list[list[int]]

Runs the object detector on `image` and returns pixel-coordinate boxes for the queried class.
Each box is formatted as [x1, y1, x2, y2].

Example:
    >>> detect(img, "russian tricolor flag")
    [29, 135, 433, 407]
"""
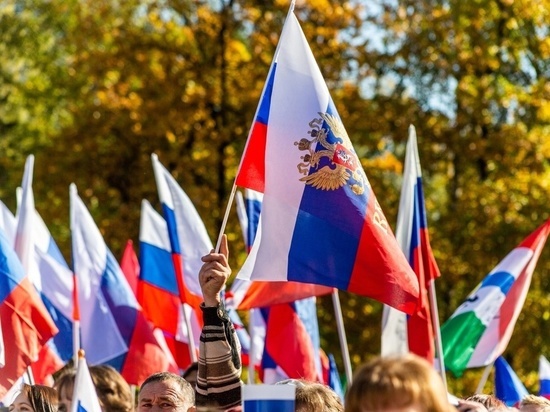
[138, 199, 201, 368]
[382, 126, 441, 362]
[0, 227, 58, 397]
[234, 12, 418, 313]
[151, 154, 208, 312]
[242, 384, 295, 412]
[70, 184, 175, 384]
[13, 155, 65, 383]
[539, 355, 550, 399]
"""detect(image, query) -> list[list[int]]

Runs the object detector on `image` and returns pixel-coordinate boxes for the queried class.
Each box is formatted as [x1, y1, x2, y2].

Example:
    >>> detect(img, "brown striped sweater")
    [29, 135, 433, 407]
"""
[195, 303, 242, 411]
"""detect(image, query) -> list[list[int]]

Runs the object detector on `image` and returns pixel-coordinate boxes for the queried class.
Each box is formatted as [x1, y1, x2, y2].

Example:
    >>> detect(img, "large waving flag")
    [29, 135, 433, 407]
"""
[539, 355, 550, 399]
[70, 184, 175, 384]
[234, 11, 419, 313]
[0, 227, 58, 397]
[441, 219, 550, 376]
[71, 352, 102, 412]
[138, 199, 201, 369]
[382, 126, 441, 362]
[494, 356, 528, 406]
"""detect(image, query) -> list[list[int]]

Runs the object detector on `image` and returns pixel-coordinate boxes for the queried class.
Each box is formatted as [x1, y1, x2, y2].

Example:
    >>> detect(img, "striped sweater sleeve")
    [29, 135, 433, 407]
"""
[195, 302, 242, 410]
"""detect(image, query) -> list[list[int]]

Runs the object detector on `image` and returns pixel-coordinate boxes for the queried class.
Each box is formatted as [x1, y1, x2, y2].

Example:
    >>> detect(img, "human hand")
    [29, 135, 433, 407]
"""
[199, 234, 230, 307]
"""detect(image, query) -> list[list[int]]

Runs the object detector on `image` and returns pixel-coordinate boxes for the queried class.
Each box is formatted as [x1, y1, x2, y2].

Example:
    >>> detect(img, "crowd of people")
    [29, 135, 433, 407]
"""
[6, 235, 550, 412]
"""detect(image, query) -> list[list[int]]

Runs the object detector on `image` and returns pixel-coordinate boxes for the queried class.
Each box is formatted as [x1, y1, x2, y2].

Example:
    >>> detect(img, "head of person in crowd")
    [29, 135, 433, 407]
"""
[55, 365, 132, 412]
[137, 372, 195, 412]
[182, 362, 199, 389]
[9, 384, 58, 412]
[88, 365, 133, 412]
[519, 395, 550, 412]
[465, 394, 507, 411]
[345, 354, 452, 412]
[275, 378, 344, 412]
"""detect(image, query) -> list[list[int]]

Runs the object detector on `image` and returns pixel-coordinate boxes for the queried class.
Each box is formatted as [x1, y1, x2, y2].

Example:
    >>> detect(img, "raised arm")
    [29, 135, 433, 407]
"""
[195, 234, 242, 411]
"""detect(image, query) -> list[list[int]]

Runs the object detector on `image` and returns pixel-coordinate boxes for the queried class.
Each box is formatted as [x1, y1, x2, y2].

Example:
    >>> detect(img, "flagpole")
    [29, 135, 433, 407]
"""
[428, 279, 447, 390]
[331, 290, 353, 384]
[247, 308, 256, 384]
[475, 362, 494, 394]
[70, 184, 82, 367]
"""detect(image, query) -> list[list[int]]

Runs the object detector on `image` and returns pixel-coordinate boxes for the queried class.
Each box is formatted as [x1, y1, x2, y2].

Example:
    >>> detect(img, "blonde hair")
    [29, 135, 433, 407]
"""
[345, 354, 451, 412]
[520, 395, 550, 411]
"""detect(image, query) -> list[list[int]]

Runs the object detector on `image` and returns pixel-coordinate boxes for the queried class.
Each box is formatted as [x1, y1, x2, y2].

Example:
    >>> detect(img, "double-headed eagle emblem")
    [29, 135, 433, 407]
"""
[294, 112, 368, 195]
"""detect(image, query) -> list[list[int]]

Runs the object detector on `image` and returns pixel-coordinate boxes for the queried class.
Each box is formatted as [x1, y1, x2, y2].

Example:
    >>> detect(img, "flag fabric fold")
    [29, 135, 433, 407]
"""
[381, 126, 440, 362]
[441, 219, 550, 376]
[70, 184, 175, 384]
[234, 12, 418, 314]
[539, 355, 550, 399]
[494, 356, 528, 407]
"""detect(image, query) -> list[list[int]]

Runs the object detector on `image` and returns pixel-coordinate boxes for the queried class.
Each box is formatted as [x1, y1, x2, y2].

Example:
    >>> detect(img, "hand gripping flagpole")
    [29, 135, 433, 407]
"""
[214, 0, 296, 253]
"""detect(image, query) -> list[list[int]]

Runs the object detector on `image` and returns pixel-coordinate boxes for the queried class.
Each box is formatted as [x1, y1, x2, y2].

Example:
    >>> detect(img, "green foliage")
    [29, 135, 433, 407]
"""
[1, 0, 550, 395]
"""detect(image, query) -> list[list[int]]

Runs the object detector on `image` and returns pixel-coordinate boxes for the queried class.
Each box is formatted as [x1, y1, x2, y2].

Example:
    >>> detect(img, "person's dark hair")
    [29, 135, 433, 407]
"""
[89, 365, 133, 412]
[20, 384, 58, 412]
[466, 394, 506, 411]
[140, 372, 194, 406]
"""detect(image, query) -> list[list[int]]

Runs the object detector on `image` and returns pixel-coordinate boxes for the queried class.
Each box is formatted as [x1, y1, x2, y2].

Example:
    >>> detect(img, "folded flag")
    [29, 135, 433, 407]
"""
[494, 356, 528, 406]
[441, 219, 550, 376]
[242, 384, 295, 412]
[539, 355, 550, 399]
[71, 352, 102, 412]
[235, 11, 418, 314]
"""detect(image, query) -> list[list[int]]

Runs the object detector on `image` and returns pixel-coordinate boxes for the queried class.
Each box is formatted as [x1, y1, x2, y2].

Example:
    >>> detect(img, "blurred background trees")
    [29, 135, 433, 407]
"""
[1, 0, 549, 395]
